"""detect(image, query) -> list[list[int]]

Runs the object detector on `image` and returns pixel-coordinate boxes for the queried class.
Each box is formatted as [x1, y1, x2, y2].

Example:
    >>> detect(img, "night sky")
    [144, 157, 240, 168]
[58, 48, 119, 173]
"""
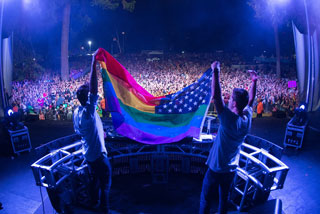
[80, 0, 294, 54]
[4, 0, 299, 62]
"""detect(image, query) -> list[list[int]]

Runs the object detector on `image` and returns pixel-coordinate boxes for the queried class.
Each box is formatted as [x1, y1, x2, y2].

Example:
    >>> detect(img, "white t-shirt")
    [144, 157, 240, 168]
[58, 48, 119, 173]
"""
[73, 93, 107, 162]
[206, 105, 252, 173]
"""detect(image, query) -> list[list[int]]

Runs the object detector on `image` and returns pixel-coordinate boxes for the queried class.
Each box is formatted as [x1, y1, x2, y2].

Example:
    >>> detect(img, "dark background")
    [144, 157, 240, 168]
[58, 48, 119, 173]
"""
[4, 0, 295, 56]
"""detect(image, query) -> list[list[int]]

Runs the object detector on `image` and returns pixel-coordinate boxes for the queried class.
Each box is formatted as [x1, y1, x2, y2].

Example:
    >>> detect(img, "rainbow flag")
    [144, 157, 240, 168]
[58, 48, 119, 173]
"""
[95, 48, 213, 144]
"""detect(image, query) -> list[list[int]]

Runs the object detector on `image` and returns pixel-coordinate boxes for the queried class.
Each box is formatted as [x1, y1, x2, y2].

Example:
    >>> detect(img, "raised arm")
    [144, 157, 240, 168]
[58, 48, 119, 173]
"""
[248, 70, 258, 107]
[89, 50, 99, 95]
[211, 61, 224, 114]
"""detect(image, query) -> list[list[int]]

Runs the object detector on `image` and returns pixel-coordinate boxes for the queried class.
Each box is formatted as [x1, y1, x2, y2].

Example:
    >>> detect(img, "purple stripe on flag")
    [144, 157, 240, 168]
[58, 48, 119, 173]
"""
[106, 96, 121, 113]
[116, 123, 201, 144]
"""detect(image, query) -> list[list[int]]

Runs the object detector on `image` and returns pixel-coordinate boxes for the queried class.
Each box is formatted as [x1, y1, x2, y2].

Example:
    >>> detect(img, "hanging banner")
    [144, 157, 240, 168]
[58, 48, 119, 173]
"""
[292, 22, 320, 111]
[2, 36, 13, 107]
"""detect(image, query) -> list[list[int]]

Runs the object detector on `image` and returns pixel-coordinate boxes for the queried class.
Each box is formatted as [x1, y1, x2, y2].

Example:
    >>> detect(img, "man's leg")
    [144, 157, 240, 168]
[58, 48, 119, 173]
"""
[199, 168, 218, 214]
[218, 172, 235, 214]
[87, 161, 100, 206]
[97, 154, 112, 213]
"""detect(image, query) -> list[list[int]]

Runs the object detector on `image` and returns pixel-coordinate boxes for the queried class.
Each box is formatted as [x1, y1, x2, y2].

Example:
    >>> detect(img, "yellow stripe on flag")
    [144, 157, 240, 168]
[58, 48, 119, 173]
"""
[102, 66, 155, 113]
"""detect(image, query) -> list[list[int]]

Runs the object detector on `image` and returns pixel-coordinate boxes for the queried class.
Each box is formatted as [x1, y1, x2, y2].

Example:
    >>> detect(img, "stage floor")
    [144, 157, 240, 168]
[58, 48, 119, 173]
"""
[0, 116, 320, 214]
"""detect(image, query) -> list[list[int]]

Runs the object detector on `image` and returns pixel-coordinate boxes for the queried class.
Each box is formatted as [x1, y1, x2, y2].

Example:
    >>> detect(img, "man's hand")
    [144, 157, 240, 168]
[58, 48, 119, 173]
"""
[248, 70, 258, 82]
[211, 61, 224, 114]
[211, 61, 220, 73]
[92, 49, 99, 65]
[90, 49, 99, 95]
[248, 70, 258, 107]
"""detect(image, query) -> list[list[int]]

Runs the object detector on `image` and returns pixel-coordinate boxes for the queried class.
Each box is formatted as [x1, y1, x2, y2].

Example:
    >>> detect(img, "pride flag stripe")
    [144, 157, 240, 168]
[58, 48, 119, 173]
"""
[95, 48, 212, 144]
[116, 123, 200, 144]
[118, 99, 207, 128]
[104, 68, 156, 113]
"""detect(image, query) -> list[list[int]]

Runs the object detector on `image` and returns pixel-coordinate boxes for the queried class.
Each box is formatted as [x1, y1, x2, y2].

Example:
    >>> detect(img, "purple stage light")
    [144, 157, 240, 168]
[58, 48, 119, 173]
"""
[269, 0, 290, 5]
[23, 0, 32, 8]
[22, 0, 41, 12]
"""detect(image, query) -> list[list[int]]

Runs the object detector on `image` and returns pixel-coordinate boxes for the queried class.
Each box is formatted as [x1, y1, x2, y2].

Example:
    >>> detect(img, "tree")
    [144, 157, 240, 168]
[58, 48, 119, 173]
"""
[60, 0, 136, 80]
[248, 0, 288, 78]
[10, 3, 46, 81]
[13, 37, 45, 81]
[61, 2, 71, 81]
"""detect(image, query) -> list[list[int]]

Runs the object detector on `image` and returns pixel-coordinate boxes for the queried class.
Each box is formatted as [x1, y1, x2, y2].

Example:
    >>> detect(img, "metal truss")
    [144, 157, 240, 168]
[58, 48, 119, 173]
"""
[106, 139, 212, 159]
[230, 143, 289, 211]
[31, 134, 289, 212]
[31, 141, 85, 188]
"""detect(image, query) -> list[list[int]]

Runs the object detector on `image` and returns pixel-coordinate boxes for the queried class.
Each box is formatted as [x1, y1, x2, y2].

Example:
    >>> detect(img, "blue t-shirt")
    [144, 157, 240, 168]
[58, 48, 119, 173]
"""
[73, 93, 107, 162]
[206, 105, 252, 173]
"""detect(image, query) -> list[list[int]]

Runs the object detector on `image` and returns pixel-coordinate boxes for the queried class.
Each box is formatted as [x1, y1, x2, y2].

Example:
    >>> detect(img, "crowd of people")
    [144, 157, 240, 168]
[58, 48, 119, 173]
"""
[9, 52, 299, 121]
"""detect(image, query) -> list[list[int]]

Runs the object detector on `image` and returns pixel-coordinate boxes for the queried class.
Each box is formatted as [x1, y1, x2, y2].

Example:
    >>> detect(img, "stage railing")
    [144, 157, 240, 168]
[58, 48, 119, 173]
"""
[230, 143, 289, 211]
[31, 134, 289, 212]
[31, 141, 85, 188]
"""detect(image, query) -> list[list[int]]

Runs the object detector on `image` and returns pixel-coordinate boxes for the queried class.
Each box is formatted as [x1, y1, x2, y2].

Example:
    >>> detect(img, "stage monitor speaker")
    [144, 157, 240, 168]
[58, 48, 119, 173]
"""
[284, 118, 307, 149]
[8, 126, 32, 154]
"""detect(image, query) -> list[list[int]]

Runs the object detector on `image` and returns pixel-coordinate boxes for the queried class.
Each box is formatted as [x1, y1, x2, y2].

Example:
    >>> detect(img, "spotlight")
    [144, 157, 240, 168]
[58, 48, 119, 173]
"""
[88, 40, 92, 52]
[292, 103, 308, 126]
[7, 109, 14, 117]
[298, 102, 307, 111]
[299, 104, 305, 110]
[4, 107, 24, 131]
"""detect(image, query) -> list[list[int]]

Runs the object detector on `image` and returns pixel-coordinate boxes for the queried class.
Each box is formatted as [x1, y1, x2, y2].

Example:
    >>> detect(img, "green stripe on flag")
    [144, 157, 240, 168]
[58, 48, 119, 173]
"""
[118, 99, 208, 128]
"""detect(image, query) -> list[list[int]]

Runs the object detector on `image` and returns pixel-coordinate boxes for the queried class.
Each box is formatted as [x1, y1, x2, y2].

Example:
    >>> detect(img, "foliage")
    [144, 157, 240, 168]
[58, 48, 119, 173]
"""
[13, 31, 45, 81]
[92, 0, 136, 12]
[121, 0, 136, 12]
[12, 0, 137, 80]
[247, 0, 289, 25]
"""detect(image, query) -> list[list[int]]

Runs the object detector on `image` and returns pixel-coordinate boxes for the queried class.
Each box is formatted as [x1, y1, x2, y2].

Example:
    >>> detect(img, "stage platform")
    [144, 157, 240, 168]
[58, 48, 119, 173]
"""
[0, 116, 320, 214]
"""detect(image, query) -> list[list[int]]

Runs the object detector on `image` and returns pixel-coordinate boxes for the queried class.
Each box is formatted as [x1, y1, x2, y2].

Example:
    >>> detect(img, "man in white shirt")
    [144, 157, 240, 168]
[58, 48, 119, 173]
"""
[73, 50, 111, 213]
[199, 62, 258, 214]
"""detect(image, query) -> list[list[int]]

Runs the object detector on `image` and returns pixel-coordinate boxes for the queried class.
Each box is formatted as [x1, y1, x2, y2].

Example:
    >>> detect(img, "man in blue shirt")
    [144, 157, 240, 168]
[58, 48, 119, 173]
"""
[73, 50, 111, 213]
[199, 62, 258, 214]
